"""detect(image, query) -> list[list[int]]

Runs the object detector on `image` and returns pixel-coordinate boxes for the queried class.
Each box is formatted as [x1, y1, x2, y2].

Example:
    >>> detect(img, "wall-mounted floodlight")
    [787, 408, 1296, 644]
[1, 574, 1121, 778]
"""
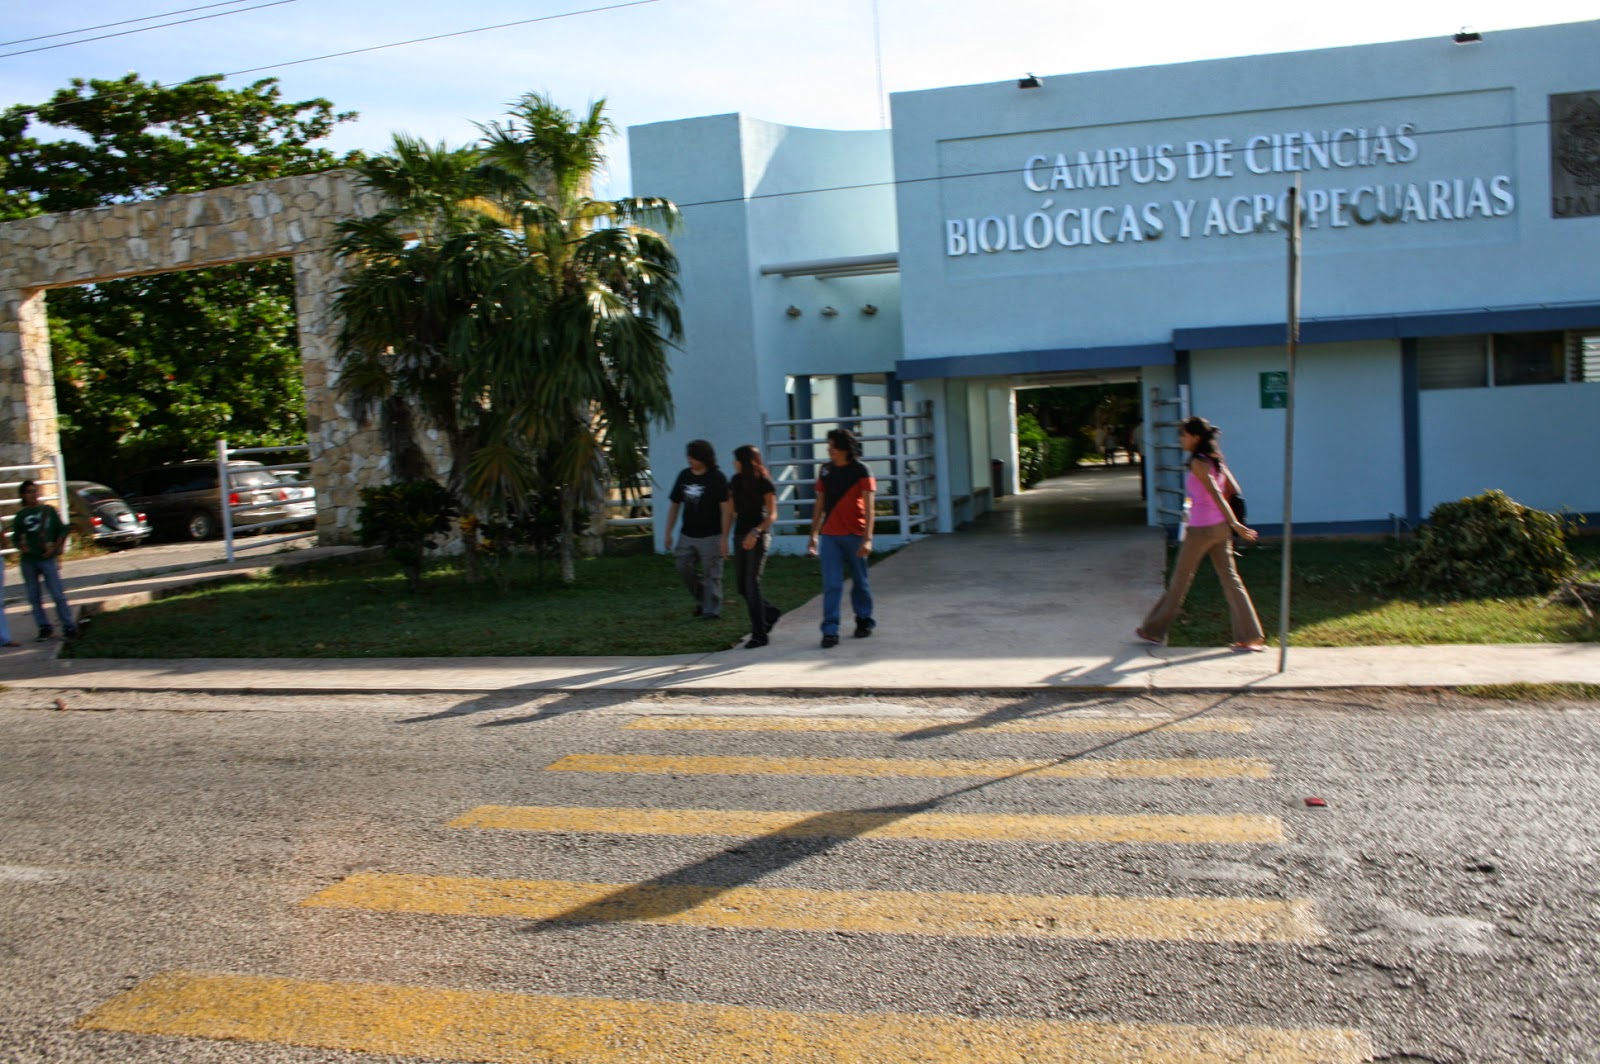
[1453, 30, 1481, 43]
[1018, 73, 1041, 89]
[785, 305, 801, 317]
[820, 306, 839, 317]
[862, 304, 878, 316]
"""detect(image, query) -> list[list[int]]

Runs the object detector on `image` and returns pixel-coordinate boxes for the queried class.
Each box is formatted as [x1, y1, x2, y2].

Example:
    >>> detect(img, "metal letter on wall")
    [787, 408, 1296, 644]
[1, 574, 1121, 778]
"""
[1550, 91, 1600, 219]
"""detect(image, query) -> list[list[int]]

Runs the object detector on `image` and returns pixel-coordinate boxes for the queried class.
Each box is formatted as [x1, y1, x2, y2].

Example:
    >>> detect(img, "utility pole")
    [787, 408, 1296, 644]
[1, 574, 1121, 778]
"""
[1278, 179, 1301, 674]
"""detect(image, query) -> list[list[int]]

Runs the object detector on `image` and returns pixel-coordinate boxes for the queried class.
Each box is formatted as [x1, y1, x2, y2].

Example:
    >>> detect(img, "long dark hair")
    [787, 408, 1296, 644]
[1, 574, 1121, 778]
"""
[826, 428, 861, 458]
[686, 439, 717, 469]
[732, 444, 771, 513]
[1181, 416, 1224, 465]
[733, 444, 769, 480]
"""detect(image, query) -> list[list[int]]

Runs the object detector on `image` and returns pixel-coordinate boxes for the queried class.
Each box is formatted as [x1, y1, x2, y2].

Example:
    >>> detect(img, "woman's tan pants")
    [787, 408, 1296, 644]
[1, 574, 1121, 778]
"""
[1140, 522, 1264, 645]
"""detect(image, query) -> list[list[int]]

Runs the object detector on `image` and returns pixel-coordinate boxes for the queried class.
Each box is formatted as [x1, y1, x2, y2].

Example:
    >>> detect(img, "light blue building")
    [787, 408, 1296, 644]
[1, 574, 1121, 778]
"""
[631, 20, 1600, 547]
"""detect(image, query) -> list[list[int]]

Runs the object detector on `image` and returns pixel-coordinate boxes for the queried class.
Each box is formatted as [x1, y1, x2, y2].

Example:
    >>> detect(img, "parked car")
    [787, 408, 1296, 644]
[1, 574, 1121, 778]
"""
[118, 460, 305, 541]
[65, 481, 151, 550]
[269, 468, 317, 529]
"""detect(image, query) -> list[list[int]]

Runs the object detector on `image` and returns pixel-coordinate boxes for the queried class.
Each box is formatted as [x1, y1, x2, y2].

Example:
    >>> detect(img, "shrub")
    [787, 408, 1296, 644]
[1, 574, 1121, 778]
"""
[1017, 414, 1049, 487]
[1395, 489, 1576, 599]
[357, 479, 457, 591]
[1044, 435, 1077, 477]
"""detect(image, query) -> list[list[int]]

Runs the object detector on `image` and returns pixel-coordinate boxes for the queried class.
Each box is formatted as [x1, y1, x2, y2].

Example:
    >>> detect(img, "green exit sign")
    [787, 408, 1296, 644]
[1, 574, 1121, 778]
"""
[1259, 371, 1288, 408]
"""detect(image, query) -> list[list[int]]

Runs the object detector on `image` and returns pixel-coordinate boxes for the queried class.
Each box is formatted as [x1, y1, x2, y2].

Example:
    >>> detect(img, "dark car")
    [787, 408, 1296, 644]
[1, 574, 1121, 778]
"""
[118, 461, 303, 541]
[66, 481, 151, 550]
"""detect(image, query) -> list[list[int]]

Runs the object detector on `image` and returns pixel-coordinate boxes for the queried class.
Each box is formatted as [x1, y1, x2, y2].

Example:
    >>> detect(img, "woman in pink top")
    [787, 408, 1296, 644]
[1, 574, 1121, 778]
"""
[1136, 416, 1266, 651]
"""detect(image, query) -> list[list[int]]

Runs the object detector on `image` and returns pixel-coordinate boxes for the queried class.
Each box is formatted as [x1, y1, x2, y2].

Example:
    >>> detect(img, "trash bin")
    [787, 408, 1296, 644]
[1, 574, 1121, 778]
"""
[991, 459, 1006, 498]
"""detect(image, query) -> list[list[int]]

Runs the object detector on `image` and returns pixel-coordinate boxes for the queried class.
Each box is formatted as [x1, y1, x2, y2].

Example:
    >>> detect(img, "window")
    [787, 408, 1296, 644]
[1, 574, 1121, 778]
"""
[1571, 332, 1600, 382]
[1418, 335, 1486, 390]
[1492, 331, 1564, 386]
[1419, 329, 1599, 389]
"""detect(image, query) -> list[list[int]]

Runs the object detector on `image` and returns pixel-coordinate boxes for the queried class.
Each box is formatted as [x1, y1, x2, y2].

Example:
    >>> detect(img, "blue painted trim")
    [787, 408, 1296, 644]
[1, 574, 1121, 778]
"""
[1407, 510, 1600, 530]
[896, 342, 1173, 381]
[1173, 302, 1600, 351]
[1250, 519, 1399, 537]
[791, 375, 813, 421]
[1400, 338, 1421, 524]
[1247, 512, 1600, 537]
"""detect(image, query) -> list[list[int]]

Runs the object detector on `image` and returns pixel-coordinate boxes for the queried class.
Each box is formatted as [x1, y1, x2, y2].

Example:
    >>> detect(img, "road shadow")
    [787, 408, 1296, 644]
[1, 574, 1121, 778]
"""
[890, 691, 1133, 741]
[515, 692, 1244, 934]
[395, 687, 647, 726]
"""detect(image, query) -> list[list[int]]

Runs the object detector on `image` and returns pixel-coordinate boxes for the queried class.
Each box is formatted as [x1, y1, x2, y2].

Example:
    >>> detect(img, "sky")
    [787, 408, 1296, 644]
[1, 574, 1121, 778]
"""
[4, 0, 1598, 199]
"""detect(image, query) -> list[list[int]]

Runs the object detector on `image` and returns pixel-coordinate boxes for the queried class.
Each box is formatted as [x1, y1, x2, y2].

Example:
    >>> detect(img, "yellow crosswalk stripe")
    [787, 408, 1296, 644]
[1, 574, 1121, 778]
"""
[451, 804, 1287, 844]
[627, 715, 1252, 735]
[301, 872, 1325, 944]
[79, 971, 1373, 1063]
[545, 753, 1272, 780]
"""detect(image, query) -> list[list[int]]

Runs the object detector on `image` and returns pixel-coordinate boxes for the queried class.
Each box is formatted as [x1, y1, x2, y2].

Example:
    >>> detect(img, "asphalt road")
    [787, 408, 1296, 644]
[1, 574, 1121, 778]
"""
[2, 688, 1596, 1063]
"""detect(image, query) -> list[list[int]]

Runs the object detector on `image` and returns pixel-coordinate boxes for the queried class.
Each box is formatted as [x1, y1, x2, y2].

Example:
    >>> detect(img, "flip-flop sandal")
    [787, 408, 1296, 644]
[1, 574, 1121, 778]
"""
[1231, 642, 1268, 652]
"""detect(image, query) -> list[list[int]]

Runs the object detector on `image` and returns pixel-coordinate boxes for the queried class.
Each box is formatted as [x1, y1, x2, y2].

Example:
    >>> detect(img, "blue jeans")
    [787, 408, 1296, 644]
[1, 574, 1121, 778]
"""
[21, 558, 74, 633]
[818, 534, 873, 635]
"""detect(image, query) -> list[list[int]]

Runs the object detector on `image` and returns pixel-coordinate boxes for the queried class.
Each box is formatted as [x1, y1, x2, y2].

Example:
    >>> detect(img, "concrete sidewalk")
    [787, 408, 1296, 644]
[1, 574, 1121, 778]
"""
[2, 470, 1596, 695]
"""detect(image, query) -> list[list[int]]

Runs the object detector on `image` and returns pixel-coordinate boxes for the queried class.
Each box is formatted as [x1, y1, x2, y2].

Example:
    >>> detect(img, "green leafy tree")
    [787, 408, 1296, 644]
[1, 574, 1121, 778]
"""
[335, 93, 681, 585]
[1, 74, 357, 484]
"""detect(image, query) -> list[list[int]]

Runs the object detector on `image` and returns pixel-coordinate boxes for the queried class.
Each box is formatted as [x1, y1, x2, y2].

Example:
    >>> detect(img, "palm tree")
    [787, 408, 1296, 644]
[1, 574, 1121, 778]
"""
[469, 94, 681, 583]
[334, 96, 681, 584]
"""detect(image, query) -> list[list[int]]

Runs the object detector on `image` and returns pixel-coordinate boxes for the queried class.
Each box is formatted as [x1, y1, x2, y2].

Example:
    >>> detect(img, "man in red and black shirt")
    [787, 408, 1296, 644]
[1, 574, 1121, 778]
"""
[806, 428, 876, 648]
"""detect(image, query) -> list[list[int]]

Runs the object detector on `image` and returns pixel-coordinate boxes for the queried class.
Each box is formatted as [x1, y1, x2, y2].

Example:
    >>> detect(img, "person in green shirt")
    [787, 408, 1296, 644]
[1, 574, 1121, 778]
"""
[13, 480, 76, 640]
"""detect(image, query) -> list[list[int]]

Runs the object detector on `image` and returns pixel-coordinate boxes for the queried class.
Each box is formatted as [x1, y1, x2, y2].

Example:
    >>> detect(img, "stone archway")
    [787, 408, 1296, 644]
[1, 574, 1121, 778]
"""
[0, 170, 391, 541]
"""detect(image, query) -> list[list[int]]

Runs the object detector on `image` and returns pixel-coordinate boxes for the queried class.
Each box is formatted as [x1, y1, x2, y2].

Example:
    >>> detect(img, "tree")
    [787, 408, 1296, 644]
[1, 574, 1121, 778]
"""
[1, 74, 357, 484]
[1, 74, 352, 218]
[335, 93, 681, 584]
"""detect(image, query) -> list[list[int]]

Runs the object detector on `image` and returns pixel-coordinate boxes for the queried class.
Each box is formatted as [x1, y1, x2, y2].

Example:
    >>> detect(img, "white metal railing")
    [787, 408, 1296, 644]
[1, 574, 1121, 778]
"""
[606, 480, 653, 529]
[1150, 385, 1190, 529]
[215, 440, 316, 562]
[762, 401, 938, 542]
[0, 457, 68, 558]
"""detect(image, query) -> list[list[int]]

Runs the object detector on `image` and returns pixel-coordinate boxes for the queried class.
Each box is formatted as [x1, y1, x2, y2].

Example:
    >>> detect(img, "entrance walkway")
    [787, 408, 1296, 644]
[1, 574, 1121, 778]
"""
[4, 467, 1600, 693]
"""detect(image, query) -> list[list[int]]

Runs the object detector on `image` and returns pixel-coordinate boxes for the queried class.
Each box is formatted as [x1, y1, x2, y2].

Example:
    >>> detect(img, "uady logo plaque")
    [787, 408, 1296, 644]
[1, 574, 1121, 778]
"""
[1550, 91, 1600, 218]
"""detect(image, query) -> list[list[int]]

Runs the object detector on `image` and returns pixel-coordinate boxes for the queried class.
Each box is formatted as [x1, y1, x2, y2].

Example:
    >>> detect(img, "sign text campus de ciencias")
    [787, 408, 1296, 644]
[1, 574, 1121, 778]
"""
[943, 121, 1517, 256]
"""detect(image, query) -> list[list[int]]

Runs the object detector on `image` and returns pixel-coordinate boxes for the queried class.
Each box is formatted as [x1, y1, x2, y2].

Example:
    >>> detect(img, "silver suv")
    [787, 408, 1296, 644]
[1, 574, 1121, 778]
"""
[119, 460, 304, 541]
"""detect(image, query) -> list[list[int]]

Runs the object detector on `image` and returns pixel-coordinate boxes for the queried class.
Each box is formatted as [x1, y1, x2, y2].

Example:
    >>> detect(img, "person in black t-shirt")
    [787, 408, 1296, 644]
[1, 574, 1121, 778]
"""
[730, 444, 783, 648]
[664, 439, 732, 619]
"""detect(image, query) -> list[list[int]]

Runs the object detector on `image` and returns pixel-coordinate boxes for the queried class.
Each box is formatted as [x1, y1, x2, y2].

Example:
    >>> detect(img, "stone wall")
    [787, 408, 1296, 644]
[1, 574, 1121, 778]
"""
[0, 170, 415, 541]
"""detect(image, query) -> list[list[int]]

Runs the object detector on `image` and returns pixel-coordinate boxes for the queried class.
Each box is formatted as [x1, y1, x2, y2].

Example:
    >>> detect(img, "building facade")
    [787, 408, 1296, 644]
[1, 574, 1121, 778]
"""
[631, 20, 1600, 547]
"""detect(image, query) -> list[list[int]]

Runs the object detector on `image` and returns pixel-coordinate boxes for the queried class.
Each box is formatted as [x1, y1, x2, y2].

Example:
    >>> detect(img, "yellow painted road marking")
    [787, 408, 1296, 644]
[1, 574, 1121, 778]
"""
[545, 753, 1272, 780]
[302, 872, 1324, 944]
[451, 805, 1286, 845]
[627, 715, 1252, 735]
[80, 971, 1373, 1063]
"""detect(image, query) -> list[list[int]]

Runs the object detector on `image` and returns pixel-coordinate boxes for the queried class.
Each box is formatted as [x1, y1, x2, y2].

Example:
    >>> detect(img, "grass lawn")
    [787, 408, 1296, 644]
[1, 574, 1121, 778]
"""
[1168, 535, 1600, 647]
[64, 534, 1600, 658]
[65, 549, 829, 659]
